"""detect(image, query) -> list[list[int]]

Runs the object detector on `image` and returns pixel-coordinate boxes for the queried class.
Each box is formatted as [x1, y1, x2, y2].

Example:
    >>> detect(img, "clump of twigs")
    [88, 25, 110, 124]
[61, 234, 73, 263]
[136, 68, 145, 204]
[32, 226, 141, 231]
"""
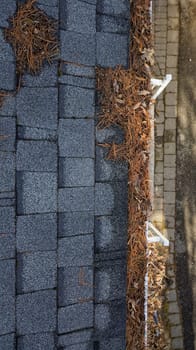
[97, 0, 169, 349]
[0, 0, 58, 108]
[5, 0, 58, 75]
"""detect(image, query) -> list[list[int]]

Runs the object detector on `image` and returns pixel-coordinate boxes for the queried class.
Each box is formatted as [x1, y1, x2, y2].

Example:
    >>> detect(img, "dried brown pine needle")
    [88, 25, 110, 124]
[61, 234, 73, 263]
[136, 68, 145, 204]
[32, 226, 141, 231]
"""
[5, 0, 58, 75]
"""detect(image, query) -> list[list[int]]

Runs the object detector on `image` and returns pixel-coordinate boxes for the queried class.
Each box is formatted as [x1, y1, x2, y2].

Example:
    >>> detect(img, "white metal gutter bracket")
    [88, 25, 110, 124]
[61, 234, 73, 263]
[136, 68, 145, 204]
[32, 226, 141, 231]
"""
[151, 74, 172, 100]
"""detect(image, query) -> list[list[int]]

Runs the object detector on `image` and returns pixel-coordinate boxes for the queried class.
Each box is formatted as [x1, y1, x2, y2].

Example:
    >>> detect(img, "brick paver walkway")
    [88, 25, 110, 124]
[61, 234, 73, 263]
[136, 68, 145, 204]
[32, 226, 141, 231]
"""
[0, 0, 130, 349]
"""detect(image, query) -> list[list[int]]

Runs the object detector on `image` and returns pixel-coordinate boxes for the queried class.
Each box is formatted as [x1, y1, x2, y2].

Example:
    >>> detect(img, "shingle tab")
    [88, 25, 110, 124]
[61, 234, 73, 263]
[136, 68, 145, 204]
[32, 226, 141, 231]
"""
[95, 215, 127, 253]
[58, 302, 93, 334]
[17, 88, 58, 130]
[0, 153, 15, 192]
[58, 187, 94, 212]
[59, 85, 95, 118]
[59, 158, 94, 187]
[0, 333, 15, 350]
[17, 141, 57, 172]
[60, 30, 96, 65]
[0, 0, 17, 27]
[97, 14, 129, 34]
[0, 117, 16, 151]
[98, 337, 126, 350]
[66, 343, 94, 350]
[0, 234, 15, 260]
[58, 212, 94, 237]
[60, 0, 96, 33]
[61, 63, 95, 78]
[95, 183, 114, 215]
[17, 251, 57, 293]
[0, 207, 15, 234]
[58, 329, 93, 347]
[58, 235, 93, 267]
[97, 0, 130, 18]
[96, 32, 128, 67]
[17, 213, 57, 252]
[17, 333, 55, 350]
[0, 295, 15, 335]
[58, 266, 93, 306]
[0, 61, 15, 91]
[17, 126, 57, 141]
[58, 119, 94, 157]
[0, 259, 15, 295]
[95, 260, 126, 302]
[17, 172, 57, 214]
[23, 63, 58, 87]
[16, 290, 56, 335]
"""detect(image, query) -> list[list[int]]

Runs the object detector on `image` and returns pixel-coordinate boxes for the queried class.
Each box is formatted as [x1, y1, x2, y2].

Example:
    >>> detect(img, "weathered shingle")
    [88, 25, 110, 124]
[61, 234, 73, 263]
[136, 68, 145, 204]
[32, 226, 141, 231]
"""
[17, 333, 55, 350]
[58, 211, 94, 237]
[0, 153, 15, 192]
[58, 302, 93, 334]
[0, 259, 15, 295]
[0, 117, 16, 151]
[0, 333, 15, 350]
[59, 157, 94, 187]
[0, 295, 15, 335]
[96, 32, 128, 67]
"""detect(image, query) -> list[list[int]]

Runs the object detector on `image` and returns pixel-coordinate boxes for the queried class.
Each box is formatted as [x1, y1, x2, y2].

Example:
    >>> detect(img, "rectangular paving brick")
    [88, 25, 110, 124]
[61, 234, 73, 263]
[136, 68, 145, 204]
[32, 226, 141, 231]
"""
[17, 172, 57, 214]
[59, 75, 95, 89]
[0, 207, 15, 234]
[17, 333, 55, 350]
[59, 157, 94, 187]
[17, 126, 57, 142]
[60, 0, 96, 33]
[17, 140, 57, 172]
[94, 301, 126, 339]
[58, 266, 93, 306]
[58, 211, 94, 237]
[59, 85, 95, 118]
[96, 146, 128, 182]
[17, 88, 58, 130]
[59, 119, 94, 157]
[58, 329, 93, 347]
[0, 295, 15, 335]
[95, 259, 126, 302]
[0, 259, 15, 295]
[0, 117, 16, 151]
[23, 62, 58, 87]
[0, 152, 15, 192]
[58, 302, 93, 334]
[97, 0, 130, 18]
[0, 334, 15, 350]
[60, 30, 96, 65]
[0, 0, 16, 27]
[96, 32, 128, 67]
[95, 215, 127, 253]
[97, 14, 129, 34]
[58, 187, 94, 212]
[0, 61, 15, 90]
[16, 290, 56, 335]
[58, 235, 93, 267]
[0, 234, 15, 260]
[17, 213, 57, 252]
[17, 251, 57, 293]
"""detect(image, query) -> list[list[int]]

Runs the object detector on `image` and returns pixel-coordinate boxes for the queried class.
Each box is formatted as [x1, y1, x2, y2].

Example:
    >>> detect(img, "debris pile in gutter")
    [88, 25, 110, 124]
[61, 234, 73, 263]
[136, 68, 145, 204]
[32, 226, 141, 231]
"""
[97, 1, 169, 349]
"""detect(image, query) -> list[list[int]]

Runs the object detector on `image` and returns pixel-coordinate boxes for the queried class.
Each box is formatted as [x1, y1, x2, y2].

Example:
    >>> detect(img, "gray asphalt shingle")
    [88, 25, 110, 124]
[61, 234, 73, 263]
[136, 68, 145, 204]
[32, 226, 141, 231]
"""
[58, 329, 93, 347]
[0, 153, 15, 192]
[95, 183, 114, 215]
[58, 266, 93, 306]
[0, 234, 15, 260]
[59, 157, 94, 187]
[17, 140, 57, 172]
[0, 61, 15, 91]
[0, 295, 15, 335]
[17, 88, 58, 130]
[97, 14, 129, 34]
[0, 94, 16, 116]
[58, 187, 94, 212]
[65, 343, 94, 350]
[95, 260, 127, 302]
[58, 235, 93, 267]
[16, 290, 56, 335]
[98, 337, 126, 350]
[58, 211, 94, 237]
[58, 302, 93, 334]
[97, 0, 130, 18]
[17, 126, 57, 142]
[60, 0, 96, 33]
[22, 63, 58, 87]
[0, 259, 15, 295]
[0, 117, 16, 151]
[0, 207, 15, 234]
[96, 32, 128, 67]
[59, 85, 95, 118]
[17, 213, 57, 252]
[58, 119, 94, 157]
[95, 215, 127, 253]
[60, 30, 96, 65]
[17, 251, 57, 293]
[0, 333, 15, 350]
[0, 0, 16, 27]
[17, 172, 57, 214]
[61, 63, 95, 78]
[59, 75, 95, 89]
[17, 333, 55, 350]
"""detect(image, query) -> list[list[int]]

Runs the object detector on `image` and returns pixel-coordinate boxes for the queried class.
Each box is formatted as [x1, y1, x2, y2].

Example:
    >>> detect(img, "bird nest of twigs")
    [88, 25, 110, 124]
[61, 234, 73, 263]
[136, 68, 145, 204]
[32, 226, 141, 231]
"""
[0, 0, 58, 108]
